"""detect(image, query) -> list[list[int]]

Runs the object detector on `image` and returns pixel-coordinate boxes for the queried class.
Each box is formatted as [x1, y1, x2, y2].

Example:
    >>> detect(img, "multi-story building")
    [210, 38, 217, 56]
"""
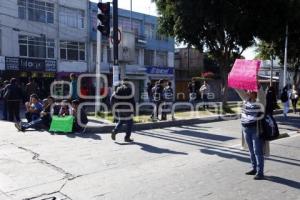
[0, 1, 175, 101]
[89, 2, 175, 101]
[0, 0, 90, 88]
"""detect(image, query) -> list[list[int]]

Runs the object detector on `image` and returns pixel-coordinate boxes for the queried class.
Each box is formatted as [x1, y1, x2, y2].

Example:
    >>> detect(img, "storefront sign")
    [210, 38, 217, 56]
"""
[5, 57, 19, 70]
[45, 60, 57, 72]
[0, 56, 5, 70]
[20, 58, 44, 71]
[4, 57, 57, 72]
[146, 66, 174, 75]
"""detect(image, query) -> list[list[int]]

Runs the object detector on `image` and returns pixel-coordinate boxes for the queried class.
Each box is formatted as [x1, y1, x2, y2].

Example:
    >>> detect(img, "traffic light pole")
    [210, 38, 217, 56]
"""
[95, 0, 102, 115]
[113, 0, 120, 87]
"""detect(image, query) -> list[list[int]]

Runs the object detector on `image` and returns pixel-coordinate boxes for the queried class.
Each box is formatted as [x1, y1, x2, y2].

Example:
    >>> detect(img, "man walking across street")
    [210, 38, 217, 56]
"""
[111, 78, 136, 142]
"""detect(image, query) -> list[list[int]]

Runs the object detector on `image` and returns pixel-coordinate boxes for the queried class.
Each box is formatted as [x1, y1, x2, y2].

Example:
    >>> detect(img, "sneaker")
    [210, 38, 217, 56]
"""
[254, 174, 265, 180]
[124, 137, 134, 143]
[15, 123, 24, 132]
[111, 131, 116, 141]
[245, 170, 257, 175]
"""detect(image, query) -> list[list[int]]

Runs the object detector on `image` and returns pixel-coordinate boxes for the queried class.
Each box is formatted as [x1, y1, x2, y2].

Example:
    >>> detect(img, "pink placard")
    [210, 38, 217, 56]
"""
[228, 59, 261, 91]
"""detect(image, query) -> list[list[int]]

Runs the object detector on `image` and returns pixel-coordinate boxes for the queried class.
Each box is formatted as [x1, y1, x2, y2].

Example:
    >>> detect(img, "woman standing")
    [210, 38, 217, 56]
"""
[236, 85, 268, 180]
[290, 84, 299, 113]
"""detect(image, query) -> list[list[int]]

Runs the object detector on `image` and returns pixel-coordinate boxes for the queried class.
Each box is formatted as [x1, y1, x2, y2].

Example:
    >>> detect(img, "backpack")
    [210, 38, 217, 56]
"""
[164, 87, 173, 101]
[258, 114, 280, 141]
[258, 90, 280, 141]
[280, 91, 288, 103]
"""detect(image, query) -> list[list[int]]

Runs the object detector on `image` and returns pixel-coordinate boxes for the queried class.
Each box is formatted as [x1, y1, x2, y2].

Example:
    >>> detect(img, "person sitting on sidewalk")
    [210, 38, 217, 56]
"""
[25, 94, 43, 123]
[58, 100, 73, 116]
[15, 96, 56, 132]
[71, 99, 88, 133]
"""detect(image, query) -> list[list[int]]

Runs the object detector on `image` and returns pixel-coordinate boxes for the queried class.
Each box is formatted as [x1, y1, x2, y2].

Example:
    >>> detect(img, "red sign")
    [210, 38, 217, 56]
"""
[228, 59, 261, 91]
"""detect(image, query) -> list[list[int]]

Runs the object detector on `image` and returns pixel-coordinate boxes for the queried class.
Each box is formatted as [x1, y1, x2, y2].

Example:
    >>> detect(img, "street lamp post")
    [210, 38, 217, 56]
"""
[283, 25, 288, 87]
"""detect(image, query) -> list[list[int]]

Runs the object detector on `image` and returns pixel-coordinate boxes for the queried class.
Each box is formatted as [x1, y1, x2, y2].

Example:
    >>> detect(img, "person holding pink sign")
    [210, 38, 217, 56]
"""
[229, 59, 269, 180]
[235, 87, 268, 180]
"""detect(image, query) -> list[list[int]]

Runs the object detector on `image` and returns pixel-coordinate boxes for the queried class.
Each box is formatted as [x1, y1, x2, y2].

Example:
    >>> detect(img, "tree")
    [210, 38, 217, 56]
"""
[155, 0, 287, 104]
[255, 0, 300, 86]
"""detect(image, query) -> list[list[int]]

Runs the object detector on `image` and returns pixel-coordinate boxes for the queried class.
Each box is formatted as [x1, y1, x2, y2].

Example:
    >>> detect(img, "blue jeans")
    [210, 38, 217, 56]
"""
[22, 118, 44, 130]
[113, 119, 133, 139]
[243, 125, 264, 175]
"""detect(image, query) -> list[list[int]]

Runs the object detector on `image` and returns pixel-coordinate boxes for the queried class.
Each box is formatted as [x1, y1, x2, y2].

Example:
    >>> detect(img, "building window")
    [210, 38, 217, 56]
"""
[144, 49, 154, 66]
[156, 33, 168, 41]
[19, 35, 55, 58]
[119, 17, 141, 36]
[60, 41, 85, 61]
[59, 6, 85, 29]
[133, 48, 139, 65]
[17, 0, 54, 24]
[156, 51, 168, 66]
[145, 23, 155, 39]
[0, 29, 2, 55]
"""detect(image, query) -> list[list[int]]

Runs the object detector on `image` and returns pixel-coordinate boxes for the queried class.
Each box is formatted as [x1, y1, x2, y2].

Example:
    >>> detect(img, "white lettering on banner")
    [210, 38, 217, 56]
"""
[150, 68, 169, 74]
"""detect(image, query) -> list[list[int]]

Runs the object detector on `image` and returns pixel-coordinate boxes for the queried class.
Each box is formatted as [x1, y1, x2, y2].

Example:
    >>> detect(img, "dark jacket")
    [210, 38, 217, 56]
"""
[152, 84, 164, 102]
[3, 84, 22, 101]
[265, 87, 277, 115]
[111, 84, 136, 118]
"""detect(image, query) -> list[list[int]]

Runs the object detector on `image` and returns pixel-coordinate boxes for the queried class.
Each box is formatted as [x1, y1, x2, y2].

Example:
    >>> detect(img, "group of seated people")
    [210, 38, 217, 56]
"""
[14, 94, 88, 133]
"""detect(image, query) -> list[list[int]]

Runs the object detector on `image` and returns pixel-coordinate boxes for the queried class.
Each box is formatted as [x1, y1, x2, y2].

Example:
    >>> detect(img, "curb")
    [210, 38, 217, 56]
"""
[85, 109, 293, 134]
[86, 114, 238, 133]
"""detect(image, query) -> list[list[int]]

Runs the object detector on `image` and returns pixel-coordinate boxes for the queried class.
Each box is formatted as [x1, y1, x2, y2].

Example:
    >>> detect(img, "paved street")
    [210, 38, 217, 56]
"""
[0, 115, 299, 200]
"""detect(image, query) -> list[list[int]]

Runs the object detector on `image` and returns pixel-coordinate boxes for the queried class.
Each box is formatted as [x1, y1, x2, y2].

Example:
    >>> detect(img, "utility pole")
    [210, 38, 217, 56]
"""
[283, 25, 288, 87]
[187, 44, 190, 78]
[130, 0, 133, 30]
[113, 0, 120, 87]
[270, 42, 274, 87]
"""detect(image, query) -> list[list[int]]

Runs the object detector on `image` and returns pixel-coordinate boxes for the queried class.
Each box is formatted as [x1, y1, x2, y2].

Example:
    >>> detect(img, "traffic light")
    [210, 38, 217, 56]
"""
[97, 2, 110, 37]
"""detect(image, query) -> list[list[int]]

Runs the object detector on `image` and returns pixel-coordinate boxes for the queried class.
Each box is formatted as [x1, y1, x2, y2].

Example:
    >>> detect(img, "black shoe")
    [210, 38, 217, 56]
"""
[254, 174, 265, 180]
[245, 170, 257, 175]
[15, 123, 24, 132]
[111, 131, 116, 141]
[124, 137, 134, 143]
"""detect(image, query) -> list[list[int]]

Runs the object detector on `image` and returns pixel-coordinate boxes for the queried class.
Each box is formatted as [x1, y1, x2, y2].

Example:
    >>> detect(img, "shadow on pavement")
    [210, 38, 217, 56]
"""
[200, 146, 300, 168]
[276, 116, 300, 130]
[115, 141, 188, 155]
[265, 176, 300, 190]
[64, 133, 102, 140]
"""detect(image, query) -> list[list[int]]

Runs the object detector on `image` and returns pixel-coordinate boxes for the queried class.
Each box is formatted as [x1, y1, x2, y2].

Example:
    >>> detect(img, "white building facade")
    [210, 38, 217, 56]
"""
[0, 0, 89, 85]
